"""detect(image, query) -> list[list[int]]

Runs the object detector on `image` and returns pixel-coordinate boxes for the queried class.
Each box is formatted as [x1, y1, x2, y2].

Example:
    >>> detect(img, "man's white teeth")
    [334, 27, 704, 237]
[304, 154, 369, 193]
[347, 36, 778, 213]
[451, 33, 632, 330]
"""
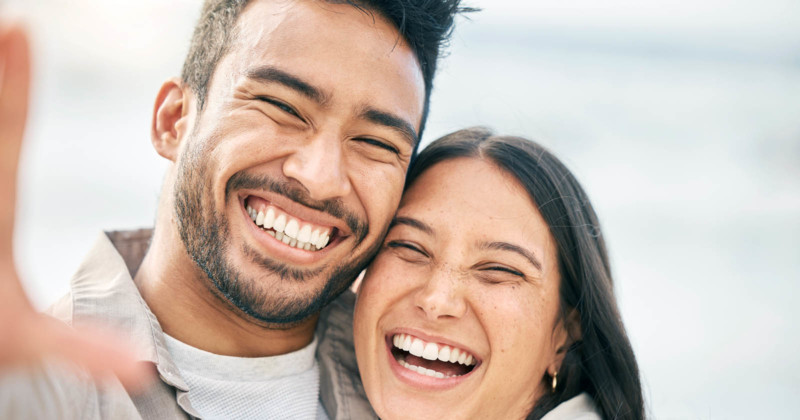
[298, 225, 312, 243]
[392, 333, 476, 367]
[263, 208, 276, 229]
[284, 219, 299, 238]
[247, 204, 332, 251]
[273, 214, 287, 233]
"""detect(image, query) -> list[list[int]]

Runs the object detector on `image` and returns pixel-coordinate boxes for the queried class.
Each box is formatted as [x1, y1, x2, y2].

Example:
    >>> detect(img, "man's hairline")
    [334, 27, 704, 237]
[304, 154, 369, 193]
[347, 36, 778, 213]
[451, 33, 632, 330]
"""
[184, 0, 428, 135]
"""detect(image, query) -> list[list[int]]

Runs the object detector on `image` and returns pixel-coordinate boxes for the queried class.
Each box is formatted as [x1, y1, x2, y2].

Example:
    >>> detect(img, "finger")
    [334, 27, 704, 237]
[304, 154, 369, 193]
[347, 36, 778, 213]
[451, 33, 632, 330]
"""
[0, 24, 29, 259]
[40, 318, 156, 392]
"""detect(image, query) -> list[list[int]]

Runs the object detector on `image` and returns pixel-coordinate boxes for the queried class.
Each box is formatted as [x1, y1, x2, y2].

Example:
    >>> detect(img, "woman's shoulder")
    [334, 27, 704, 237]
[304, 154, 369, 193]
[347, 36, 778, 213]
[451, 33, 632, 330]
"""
[540, 393, 602, 420]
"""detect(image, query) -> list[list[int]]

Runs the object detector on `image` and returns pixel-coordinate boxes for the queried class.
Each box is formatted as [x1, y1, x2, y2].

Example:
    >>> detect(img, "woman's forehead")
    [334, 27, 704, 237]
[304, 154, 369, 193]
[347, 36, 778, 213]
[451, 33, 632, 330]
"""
[397, 158, 557, 259]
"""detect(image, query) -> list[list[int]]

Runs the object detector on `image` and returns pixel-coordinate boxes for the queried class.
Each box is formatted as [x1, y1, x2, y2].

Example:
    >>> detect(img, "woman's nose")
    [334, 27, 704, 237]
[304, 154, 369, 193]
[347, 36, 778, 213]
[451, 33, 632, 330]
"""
[413, 266, 467, 321]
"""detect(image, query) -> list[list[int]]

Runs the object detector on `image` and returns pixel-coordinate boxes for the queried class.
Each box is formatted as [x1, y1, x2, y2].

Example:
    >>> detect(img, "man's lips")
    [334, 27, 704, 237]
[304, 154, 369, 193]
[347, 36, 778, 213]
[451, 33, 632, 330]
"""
[235, 196, 345, 266]
[226, 172, 366, 241]
[245, 196, 336, 251]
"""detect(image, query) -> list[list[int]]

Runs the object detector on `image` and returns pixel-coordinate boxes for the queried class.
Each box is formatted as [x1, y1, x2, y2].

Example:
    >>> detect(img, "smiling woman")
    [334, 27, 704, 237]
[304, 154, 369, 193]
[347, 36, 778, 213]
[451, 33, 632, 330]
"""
[353, 127, 644, 419]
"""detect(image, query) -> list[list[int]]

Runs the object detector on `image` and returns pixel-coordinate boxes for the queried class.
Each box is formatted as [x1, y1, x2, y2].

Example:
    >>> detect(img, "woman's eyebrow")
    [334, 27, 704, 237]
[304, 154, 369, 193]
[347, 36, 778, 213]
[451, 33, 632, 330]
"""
[480, 241, 543, 271]
[389, 216, 434, 236]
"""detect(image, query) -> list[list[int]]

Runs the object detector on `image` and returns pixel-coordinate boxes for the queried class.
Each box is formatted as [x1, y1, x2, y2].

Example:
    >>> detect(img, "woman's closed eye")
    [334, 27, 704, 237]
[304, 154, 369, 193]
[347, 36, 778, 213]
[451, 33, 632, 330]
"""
[475, 263, 527, 284]
[385, 240, 429, 263]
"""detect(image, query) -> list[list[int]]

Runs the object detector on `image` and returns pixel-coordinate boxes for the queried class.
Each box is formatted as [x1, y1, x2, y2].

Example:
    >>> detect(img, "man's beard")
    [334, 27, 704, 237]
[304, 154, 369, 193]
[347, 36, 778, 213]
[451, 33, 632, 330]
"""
[172, 142, 377, 325]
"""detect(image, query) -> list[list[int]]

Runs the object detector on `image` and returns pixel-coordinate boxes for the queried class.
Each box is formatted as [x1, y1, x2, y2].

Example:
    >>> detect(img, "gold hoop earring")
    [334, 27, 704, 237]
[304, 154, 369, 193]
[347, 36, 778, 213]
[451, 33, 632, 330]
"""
[551, 371, 558, 392]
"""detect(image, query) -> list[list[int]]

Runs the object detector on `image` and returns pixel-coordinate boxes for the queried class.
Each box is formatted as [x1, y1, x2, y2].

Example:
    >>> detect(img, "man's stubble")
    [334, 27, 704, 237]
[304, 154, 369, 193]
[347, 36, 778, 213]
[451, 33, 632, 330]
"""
[172, 130, 379, 326]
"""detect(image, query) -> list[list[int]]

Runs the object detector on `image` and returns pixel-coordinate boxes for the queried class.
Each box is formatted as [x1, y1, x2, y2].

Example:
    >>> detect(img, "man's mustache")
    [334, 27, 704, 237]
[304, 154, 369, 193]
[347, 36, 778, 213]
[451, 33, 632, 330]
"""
[226, 172, 368, 243]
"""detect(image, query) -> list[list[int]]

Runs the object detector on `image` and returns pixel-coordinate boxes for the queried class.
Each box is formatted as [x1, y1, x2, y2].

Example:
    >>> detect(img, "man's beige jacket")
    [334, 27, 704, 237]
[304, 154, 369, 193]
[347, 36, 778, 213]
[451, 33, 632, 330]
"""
[0, 230, 375, 419]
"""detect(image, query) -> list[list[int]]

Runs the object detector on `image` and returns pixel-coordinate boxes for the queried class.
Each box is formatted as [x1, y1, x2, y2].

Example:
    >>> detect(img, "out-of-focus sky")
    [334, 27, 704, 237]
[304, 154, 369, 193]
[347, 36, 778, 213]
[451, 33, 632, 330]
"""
[3, 0, 799, 418]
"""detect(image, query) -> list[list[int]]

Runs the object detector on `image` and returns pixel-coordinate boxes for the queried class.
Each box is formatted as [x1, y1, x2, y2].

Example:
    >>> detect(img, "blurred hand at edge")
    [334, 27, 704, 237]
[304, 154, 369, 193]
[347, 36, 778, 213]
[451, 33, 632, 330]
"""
[0, 22, 153, 393]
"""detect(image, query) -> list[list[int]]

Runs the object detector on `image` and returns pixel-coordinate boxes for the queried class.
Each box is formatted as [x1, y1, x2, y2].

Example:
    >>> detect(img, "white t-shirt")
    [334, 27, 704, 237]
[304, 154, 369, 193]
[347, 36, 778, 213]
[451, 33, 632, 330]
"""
[164, 334, 329, 420]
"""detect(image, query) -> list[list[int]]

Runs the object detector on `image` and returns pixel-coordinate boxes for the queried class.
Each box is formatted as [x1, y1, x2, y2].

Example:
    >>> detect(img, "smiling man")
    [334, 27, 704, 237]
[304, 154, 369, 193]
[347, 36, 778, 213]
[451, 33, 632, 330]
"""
[0, 0, 470, 419]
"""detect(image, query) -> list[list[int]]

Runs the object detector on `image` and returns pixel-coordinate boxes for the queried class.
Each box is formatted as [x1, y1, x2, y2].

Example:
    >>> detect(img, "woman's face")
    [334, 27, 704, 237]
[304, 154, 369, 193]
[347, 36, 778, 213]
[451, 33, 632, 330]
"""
[354, 157, 569, 419]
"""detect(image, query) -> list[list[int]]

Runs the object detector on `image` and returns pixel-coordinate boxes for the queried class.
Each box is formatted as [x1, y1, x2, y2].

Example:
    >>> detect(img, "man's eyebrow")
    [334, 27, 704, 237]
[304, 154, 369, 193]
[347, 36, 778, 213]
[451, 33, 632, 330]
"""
[480, 241, 543, 271]
[389, 216, 433, 235]
[245, 65, 330, 105]
[359, 107, 419, 149]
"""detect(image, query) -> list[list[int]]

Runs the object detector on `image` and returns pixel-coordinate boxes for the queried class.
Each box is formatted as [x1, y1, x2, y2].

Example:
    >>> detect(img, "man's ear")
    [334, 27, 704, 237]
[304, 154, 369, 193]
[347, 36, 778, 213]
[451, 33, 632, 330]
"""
[549, 308, 582, 375]
[151, 78, 190, 162]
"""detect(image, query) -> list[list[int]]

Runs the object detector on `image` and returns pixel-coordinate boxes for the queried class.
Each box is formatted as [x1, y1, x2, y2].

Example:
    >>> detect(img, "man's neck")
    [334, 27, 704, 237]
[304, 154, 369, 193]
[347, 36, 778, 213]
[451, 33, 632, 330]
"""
[134, 223, 319, 358]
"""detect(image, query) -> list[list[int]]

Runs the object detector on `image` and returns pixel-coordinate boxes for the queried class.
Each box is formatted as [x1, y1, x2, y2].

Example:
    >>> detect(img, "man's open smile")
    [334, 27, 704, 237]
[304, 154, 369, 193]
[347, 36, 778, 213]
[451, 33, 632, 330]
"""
[236, 191, 353, 264]
[245, 195, 335, 251]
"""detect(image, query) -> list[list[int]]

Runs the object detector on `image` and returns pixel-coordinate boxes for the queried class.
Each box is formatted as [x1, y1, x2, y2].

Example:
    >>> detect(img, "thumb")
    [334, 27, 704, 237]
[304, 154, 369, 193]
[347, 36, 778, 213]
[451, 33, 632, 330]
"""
[40, 317, 156, 393]
[0, 23, 29, 259]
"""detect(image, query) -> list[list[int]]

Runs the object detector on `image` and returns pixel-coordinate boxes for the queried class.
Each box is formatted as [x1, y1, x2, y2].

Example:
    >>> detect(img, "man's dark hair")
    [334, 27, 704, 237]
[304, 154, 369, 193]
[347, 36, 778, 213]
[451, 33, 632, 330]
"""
[181, 0, 474, 147]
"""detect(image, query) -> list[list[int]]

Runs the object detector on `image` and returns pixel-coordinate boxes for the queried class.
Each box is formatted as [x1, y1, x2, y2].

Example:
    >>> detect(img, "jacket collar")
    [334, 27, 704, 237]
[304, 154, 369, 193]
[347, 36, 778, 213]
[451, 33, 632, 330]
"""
[68, 230, 191, 395]
[69, 229, 374, 419]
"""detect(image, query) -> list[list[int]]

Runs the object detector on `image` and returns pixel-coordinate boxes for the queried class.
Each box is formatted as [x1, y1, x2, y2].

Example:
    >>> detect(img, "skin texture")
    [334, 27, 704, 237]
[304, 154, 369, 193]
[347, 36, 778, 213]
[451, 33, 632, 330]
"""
[136, 0, 425, 357]
[354, 158, 570, 420]
[0, 22, 152, 390]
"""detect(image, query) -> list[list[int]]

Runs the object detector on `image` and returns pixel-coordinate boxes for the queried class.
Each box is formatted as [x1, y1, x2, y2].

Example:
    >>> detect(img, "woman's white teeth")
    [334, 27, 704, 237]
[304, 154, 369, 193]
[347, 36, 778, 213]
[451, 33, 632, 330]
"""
[402, 335, 412, 351]
[398, 359, 454, 379]
[392, 333, 476, 367]
[438, 346, 451, 362]
[247, 204, 332, 251]
[410, 339, 425, 357]
[422, 342, 439, 360]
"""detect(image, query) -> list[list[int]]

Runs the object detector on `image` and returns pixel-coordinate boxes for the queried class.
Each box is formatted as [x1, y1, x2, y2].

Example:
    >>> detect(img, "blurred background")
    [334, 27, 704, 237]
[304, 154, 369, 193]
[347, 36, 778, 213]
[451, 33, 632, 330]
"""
[3, 0, 799, 418]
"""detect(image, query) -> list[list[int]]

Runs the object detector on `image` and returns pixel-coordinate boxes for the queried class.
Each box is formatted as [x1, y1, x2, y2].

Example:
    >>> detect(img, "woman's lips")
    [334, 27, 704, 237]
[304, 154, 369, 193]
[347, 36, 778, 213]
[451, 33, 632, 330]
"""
[385, 332, 480, 387]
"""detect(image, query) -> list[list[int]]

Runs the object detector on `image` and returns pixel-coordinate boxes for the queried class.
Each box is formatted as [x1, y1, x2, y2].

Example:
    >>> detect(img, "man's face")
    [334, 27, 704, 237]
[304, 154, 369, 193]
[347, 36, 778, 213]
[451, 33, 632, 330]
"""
[172, 0, 424, 324]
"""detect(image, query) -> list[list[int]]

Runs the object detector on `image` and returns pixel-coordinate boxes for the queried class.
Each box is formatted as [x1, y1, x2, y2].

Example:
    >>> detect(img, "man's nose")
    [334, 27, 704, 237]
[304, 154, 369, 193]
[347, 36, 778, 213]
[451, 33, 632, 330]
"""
[413, 266, 467, 321]
[282, 132, 352, 201]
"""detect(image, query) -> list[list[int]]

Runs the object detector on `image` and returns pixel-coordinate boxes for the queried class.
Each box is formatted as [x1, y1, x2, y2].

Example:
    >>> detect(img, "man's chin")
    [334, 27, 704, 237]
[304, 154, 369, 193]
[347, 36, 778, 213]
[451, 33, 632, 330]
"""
[206, 253, 362, 326]
[240, 243, 327, 283]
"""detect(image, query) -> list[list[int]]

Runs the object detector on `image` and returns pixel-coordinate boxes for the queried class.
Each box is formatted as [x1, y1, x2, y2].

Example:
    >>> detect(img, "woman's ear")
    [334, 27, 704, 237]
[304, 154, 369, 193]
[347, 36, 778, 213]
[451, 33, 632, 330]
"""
[350, 269, 367, 294]
[151, 78, 190, 162]
[549, 308, 582, 374]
